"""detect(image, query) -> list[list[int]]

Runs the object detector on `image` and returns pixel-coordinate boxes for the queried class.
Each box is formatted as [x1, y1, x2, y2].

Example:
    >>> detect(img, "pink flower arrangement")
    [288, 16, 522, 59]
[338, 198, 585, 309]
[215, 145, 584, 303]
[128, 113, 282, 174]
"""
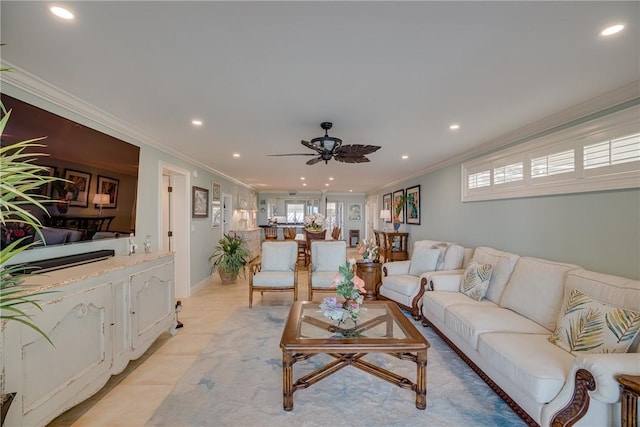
[319, 259, 367, 323]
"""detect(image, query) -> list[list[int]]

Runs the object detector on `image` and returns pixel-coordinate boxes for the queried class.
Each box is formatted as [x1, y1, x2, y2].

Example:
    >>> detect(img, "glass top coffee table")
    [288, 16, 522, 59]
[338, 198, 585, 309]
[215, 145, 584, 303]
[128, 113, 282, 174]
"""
[279, 300, 430, 411]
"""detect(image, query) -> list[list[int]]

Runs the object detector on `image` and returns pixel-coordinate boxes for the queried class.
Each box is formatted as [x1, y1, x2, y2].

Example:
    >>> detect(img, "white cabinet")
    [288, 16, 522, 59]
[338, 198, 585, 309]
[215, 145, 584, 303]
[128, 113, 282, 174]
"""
[1, 253, 175, 427]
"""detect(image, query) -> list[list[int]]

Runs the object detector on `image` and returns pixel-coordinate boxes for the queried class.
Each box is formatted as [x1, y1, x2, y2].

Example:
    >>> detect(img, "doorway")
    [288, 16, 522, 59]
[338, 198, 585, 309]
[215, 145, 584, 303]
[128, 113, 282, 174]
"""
[159, 162, 191, 298]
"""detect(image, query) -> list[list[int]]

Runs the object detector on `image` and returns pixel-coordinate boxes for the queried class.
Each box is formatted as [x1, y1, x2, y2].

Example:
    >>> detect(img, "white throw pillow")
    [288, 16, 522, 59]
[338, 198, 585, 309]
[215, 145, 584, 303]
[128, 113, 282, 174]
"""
[549, 288, 640, 354]
[408, 247, 440, 276]
[430, 242, 449, 270]
[442, 244, 465, 270]
[460, 262, 493, 301]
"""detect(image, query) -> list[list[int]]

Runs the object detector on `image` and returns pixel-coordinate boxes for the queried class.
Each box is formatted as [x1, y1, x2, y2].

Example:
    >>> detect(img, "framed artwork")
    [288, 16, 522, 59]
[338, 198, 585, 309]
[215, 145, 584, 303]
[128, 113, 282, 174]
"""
[192, 186, 209, 218]
[63, 168, 91, 207]
[96, 175, 119, 208]
[392, 189, 405, 224]
[382, 193, 392, 223]
[347, 203, 362, 221]
[211, 182, 221, 227]
[38, 166, 56, 197]
[405, 185, 421, 225]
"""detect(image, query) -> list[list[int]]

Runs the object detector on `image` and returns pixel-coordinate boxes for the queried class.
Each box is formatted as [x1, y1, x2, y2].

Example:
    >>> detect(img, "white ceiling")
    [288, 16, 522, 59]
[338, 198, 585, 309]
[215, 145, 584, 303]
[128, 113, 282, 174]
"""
[1, 1, 638, 193]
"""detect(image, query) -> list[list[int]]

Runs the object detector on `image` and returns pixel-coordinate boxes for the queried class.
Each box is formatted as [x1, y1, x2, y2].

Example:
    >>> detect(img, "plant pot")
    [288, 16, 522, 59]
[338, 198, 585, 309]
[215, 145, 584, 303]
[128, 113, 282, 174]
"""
[218, 270, 238, 285]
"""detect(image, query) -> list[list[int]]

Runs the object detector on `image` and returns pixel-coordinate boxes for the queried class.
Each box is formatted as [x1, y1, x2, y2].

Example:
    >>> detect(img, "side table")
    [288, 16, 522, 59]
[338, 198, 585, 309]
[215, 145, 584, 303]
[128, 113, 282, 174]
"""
[356, 260, 381, 300]
[617, 374, 640, 427]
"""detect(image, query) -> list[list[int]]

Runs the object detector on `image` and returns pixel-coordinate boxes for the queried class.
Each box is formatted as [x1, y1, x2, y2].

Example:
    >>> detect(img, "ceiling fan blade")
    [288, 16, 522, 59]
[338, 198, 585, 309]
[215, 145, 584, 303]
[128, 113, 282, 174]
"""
[267, 153, 317, 157]
[306, 156, 323, 165]
[335, 144, 381, 156]
[334, 155, 370, 164]
[301, 140, 322, 153]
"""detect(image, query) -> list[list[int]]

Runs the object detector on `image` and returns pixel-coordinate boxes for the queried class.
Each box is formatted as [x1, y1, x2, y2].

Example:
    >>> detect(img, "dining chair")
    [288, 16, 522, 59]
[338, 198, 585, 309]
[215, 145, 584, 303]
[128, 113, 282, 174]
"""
[249, 241, 298, 308]
[304, 229, 326, 265]
[308, 240, 347, 301]
[331, 226, 341, 240]
[283, 227, 296, 240]
[264, 226, 278, 240]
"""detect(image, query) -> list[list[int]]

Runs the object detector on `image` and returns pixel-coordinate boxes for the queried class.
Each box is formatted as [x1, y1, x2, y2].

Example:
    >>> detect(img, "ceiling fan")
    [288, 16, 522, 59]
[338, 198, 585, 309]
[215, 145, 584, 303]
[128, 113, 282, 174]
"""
[268, 122, 381, 165]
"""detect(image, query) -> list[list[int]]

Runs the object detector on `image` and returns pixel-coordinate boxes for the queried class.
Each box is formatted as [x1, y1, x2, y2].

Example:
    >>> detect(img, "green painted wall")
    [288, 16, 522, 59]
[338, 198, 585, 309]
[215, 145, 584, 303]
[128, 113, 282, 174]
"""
[384, 164, 640, 279]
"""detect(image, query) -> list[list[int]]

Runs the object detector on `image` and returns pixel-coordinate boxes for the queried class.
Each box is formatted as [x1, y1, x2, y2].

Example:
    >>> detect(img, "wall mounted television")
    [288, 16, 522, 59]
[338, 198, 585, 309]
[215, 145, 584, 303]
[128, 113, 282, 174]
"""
[1, 93, 140, 249]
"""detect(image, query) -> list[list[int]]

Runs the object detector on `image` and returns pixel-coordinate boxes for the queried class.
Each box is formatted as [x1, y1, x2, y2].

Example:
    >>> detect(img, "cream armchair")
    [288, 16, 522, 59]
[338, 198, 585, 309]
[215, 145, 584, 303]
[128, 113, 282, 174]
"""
[249, 241, 298, 308]
[308, 240, 347, 301]
[377, 239, 471, 319]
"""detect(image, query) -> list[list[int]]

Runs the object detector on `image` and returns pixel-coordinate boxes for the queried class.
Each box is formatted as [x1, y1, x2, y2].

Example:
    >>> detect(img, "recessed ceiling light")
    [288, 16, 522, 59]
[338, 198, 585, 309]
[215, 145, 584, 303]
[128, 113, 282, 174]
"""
[191, 119, 203, 126]
[50, 6, 74, 20]
[449, 123, 460, 130]
[302, 183, 307, 187]
[325, 183, 329, 187]
[401, 155, 409, 160]
[601, 24, 624, 36]
[329, 177, 334, 181]
[232, 153, 240, 158]
[300, 177, 305, 180]
[349, 189, 353, 192]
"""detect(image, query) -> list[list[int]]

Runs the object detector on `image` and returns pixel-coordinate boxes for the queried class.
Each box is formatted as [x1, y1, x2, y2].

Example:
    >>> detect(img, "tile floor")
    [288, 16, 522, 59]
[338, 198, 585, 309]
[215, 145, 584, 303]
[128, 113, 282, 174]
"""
[48, 254, 354, 427]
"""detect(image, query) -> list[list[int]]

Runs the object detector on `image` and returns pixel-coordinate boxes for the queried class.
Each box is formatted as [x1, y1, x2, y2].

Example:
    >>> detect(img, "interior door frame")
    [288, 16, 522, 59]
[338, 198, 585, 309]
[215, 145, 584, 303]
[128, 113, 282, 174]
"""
[158, 161, 191, 298]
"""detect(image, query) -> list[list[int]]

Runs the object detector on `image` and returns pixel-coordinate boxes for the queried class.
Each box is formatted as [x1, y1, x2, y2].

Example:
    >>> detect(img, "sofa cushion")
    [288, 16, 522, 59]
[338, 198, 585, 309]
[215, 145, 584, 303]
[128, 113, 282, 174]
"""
[500, 257, 580, 331]
[261, 242, 296, 271]
[442, 244, 466, 270]
[422, 291, 497, 323]
[471, 247, 520, 304]
[430, 242, 449, 270]
[460, 262, 493, 301]
[408, 247, 439, 276]
[549, 288, 640, 354]
[445, 305, 549, 349]
[478, 333, 575, 404]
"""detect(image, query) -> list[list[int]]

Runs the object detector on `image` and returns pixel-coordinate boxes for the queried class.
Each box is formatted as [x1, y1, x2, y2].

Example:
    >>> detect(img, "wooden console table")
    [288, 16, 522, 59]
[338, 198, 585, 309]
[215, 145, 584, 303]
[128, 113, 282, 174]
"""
[373, 230, 409, 262]
[617, 374, 640, 427]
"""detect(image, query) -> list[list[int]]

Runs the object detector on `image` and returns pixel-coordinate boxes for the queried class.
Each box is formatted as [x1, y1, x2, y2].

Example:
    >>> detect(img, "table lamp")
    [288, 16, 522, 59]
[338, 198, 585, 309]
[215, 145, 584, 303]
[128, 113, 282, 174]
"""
[93, 193, 110, 216]
[379, 209, 391, 230]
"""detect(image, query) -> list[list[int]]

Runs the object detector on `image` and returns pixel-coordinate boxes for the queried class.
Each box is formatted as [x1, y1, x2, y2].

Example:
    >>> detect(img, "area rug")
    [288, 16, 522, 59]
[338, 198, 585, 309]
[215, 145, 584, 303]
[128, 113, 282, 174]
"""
[147, 306, 526, 427]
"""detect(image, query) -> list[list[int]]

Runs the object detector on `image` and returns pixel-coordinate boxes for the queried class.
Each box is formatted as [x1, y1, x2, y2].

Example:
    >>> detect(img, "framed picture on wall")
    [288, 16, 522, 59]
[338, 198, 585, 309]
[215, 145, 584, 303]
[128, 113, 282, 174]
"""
[96, 175, 119, 208]
[382, 193, 392, 223]
[347, 203, 362, 221]
[192, 186, 209, 218]
[38, 166, 56, 197]
[63, 168, 92, 207]
[392, 189, 405, 224]
[211, 182, 221, 227]
[405, 185, 421, 225]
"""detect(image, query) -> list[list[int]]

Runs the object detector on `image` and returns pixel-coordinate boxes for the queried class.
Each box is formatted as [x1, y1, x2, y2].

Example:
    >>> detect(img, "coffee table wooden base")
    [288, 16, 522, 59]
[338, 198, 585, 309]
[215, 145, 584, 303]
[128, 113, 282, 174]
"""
[282, 349, 427, 411]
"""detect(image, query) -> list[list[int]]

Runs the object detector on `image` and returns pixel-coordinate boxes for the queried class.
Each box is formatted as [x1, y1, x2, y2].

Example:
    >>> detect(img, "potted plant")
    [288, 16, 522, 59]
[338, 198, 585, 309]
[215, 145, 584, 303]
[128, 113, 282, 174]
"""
[209, 233, 251, 284]
[1, 98, 65, 425]
[392, 194, 408, 231]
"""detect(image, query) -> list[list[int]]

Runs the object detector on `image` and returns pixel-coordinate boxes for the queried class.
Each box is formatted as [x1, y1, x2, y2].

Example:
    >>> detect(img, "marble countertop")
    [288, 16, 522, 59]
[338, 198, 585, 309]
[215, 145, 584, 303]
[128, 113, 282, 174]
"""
[12, 252, 173, 295]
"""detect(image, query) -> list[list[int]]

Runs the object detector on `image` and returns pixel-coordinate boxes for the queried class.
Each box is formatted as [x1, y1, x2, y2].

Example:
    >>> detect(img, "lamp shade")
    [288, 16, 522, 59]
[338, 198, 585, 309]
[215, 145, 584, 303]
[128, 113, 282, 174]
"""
[93, 194, 110, 205]
[379, 209, 391, 221]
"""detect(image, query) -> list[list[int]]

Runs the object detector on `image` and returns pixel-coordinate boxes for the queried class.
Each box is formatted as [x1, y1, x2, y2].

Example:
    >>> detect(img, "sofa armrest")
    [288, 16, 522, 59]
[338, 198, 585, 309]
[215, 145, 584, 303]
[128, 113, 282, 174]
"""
[429, 273, 463, 292]
[575, 353, 640, 403]
[382, 260, 411, 276]
[542, 353, 640, 426]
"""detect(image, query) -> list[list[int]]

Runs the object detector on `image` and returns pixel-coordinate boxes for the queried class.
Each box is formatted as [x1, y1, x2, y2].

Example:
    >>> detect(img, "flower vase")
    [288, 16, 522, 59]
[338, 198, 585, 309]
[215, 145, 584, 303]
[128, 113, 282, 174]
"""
[393, 222, 400, 231]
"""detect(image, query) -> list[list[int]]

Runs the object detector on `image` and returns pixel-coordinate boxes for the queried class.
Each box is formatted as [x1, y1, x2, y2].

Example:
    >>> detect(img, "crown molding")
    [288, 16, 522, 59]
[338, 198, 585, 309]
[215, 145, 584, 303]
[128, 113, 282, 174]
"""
[377, 80, 640, 193]
[1, 61, 254, 190]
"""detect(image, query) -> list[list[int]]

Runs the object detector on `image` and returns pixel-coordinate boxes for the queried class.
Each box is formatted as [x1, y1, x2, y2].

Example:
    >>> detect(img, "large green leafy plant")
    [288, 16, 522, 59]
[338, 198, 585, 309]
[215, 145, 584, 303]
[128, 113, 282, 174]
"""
[0, 102, 63, 344]
[209, 233, 251, 278]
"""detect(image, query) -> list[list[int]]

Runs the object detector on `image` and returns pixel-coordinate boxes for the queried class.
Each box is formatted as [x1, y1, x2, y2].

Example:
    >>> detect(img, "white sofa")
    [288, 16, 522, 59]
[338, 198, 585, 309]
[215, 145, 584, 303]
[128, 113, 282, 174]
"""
[421, 246, 640, 426]
[377, 239, 472, 319]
